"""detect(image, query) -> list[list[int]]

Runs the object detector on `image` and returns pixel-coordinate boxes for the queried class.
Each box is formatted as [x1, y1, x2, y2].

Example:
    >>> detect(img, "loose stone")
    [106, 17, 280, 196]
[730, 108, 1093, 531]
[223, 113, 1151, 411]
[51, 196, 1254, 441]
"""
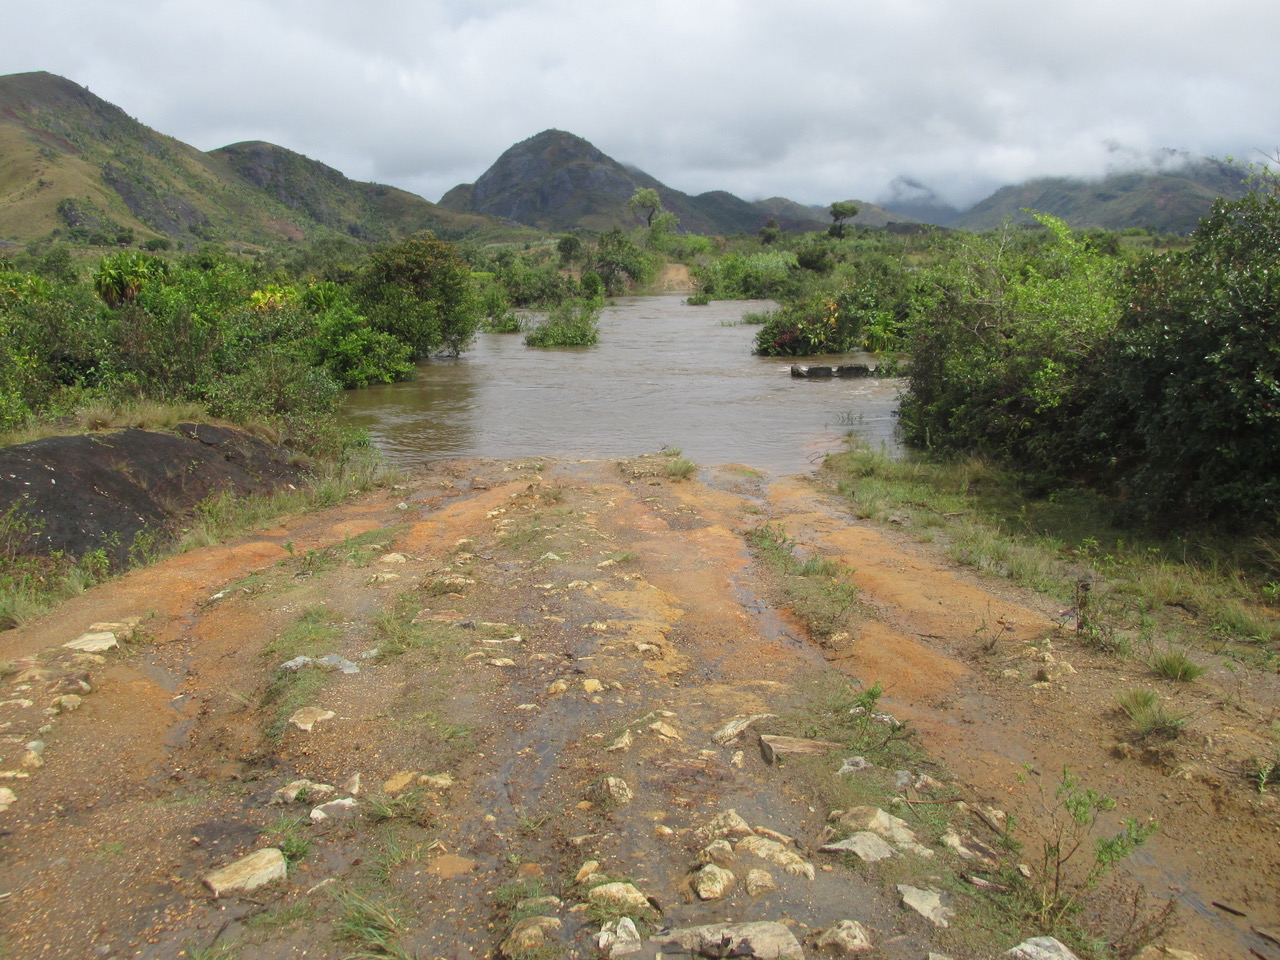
[271, 780, 335, 804]
[592, 777, 633, 804]
[897, 884, 954, 927]
[690, 863, 736, 900]
[737, 836, 815, 879]
[606, 730, 634, 752]
[310, 797, 358, 821]
[0, 787, 16, 812]
[837, 756, 875, 775]
[695, 839, 736, 866]
[289, 707, 336, 732]
[814, 920, 874, 954]
[658, 922, 804, 960]
[585, 882, 655, 918]
[712, 713, 778, 744]
[63, 631, 119, 653]
[500, 916, 561, 958]
[1005, 937, 1081, 960]
[744, 868, 777, 896]
[820, 832, 897, 862]
[203, 848, 287, 897]
[694, 809, 755, 843]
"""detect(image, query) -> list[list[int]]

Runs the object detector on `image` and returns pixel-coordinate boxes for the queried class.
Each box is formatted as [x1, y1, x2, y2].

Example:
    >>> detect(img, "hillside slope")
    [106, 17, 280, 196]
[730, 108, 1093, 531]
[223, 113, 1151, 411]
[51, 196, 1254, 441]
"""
[0, 71, 485, 246]
[950, 158, 1250, 233]
[439, 129, 830, 235]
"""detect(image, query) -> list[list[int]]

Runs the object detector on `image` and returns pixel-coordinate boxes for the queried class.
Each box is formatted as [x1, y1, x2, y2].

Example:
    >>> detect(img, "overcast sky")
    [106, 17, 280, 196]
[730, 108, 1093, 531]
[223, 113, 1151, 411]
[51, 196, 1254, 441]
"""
[9, 1, 1279, 209]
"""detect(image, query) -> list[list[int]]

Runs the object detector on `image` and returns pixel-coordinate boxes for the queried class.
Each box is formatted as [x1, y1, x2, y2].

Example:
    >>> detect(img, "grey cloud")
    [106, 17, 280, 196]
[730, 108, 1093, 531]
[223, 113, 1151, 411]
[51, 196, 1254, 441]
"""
[7, 0, 1278, 211]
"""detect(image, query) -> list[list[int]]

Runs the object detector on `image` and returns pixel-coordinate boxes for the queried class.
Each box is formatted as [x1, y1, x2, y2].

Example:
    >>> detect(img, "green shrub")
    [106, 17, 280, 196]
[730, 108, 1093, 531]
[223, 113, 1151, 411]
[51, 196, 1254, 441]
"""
[524, 297, 602, 348]
[1092, 191, 1280, 525]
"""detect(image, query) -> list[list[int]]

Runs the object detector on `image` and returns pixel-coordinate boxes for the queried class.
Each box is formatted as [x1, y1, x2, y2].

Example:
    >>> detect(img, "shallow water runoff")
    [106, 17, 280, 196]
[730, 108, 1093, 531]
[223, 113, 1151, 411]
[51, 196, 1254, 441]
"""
[341, 295, 902, 474]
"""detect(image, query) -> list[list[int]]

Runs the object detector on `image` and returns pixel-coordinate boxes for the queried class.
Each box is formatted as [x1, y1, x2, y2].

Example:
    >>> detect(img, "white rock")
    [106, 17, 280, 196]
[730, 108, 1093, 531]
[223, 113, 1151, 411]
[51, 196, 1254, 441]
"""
[736, 835, 815, 880]
[897, 884, 954, 927]
[64, 631, 118, 653]
[606, 729, 634, 752]
[658, 922, 804, 960]
[821, 832, 897, 862]
[592, 777, 633, 804]
[0, 787, 16, 812]
[1005, 937, 1081, 960]
[690, 863, 736, 900]
[586, 882, 654, 917]
[836, 806, 934, 857]
[694, 809, 756, 843]
[310, 797, 358, 822]
[837, 756, 875, 775]
[744, 868, 776, 896]
[500, 916, 561, 957]
[712, 713, 778, 744]
[203, 848, 287, 896]
[271, 780, 335, 804]
[815, 920, 873, 954]
[289, 707, 336, 732]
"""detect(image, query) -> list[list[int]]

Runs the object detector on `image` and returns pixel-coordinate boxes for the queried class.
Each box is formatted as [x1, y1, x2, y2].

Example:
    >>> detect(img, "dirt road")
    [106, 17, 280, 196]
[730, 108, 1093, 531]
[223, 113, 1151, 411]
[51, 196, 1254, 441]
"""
[1, 457, 1277, 959]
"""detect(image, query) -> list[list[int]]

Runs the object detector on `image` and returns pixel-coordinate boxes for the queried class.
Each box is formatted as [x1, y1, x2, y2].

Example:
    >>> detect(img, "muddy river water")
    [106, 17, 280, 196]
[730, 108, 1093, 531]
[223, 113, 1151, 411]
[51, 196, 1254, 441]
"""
[341, 295, 902, 472]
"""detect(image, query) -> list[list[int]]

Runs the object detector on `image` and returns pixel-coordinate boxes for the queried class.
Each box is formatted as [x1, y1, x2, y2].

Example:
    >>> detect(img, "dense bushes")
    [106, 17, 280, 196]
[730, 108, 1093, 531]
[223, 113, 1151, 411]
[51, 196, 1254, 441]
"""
[900, 196, 1280, 527]
[1091, 192, 1280, 524]
[0, 231, 483, 455]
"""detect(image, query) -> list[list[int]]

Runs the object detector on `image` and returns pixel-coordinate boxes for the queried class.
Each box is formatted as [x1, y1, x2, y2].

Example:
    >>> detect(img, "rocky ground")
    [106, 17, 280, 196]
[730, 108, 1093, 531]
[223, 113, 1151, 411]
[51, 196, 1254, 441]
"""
[1, 455, 1277, 960]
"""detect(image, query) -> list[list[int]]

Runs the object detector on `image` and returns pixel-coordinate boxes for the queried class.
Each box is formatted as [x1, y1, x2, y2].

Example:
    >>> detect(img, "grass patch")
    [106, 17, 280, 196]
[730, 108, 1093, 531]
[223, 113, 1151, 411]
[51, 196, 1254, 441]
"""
[1116, 689, 1188, 741]
[261, 664, 330, 741]
[665, 458, 696, 480]
[746, 522, 861, 639]
[363, 790, 434, 828]
[265, 606, 343, 661]
[824, 440, 1280, 665]
[332, 888, 411, 960]
[263, 815, 312, 865]
[1143, 646, 1208, 683]
[243, 900, 316, 932]
[177, 447, 393, 551]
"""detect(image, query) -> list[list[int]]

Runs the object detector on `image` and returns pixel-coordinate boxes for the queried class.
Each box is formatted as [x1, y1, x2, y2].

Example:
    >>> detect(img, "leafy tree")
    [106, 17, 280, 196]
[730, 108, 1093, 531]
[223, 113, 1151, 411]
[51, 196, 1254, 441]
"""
[758, 217, 781, 245]
[93, 251, 169, 308]
[356, 233, 481, 357]
[627, 188, 663, 227]
[556, 234, 583, 265]
[592, 228, 650, 296]
[829, 201, 859, 239]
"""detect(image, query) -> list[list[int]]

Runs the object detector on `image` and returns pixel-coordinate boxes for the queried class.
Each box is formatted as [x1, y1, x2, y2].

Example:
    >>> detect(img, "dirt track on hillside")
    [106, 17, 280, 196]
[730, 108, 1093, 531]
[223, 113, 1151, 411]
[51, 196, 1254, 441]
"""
[1, 457, 1277, 960]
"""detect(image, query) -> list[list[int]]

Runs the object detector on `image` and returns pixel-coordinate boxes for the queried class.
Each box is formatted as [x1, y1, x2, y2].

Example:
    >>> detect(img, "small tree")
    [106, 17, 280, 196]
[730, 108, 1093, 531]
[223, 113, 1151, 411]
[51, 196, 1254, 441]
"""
[829, 200, 859, 239]
[627, 188, 662, 227]
[758, 217, 781, 245]
[356, 233, 481, 357]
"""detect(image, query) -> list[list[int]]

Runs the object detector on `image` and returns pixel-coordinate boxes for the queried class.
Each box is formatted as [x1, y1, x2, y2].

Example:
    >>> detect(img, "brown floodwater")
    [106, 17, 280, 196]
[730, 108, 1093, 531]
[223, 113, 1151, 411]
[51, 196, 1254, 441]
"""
[340, 294, 902, 474]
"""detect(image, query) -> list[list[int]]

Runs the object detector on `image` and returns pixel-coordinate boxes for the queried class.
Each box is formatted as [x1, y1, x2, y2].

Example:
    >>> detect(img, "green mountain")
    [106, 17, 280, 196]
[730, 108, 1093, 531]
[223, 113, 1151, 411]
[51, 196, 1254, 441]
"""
[0, 71, 486, 246]
[948, 158, 1250, 233]
[439, 129, 832, 235]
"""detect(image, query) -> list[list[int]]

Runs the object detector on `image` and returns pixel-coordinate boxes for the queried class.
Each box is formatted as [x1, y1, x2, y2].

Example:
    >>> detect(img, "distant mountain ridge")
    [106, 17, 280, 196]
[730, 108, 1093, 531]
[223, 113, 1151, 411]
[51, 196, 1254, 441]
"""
[438, 129, 830, 235]
[945, 159, 1250, 233]
[0, 70, 1256, 246]
[0, 71, 484, 246]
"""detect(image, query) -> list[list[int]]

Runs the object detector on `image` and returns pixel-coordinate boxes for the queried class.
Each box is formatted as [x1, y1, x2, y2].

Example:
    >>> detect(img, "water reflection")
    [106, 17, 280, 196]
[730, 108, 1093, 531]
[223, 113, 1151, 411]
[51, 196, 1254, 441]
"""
[340, 295, 902, 475]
